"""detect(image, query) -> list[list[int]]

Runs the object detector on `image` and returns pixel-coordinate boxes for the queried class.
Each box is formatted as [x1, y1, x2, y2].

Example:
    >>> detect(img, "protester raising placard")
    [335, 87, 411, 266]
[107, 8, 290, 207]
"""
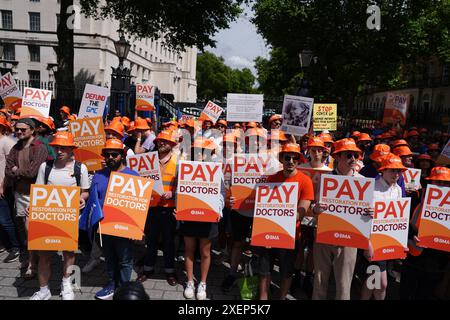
[418, 184, 450, 252]
[69, 117, 106, 171]
[20, 87, 52, 118]
[371, 198, 411, 261]
[402, 168, 422, 190]
[281, 95, 314, 136]
[317, 174, 375, 249]
[176, 160, 223, 222]
[313, 103, 337, 131]
[226, 93, 264, 122]
[100, 172, 154, 240]
[199, 100, 224, 124]
[28, 185, 80, 251]
[0, 72, 22, 111]
[251, 182, 298, 249]
[135, 84, 155, 111]
[78, 84, 109, 118]
[382, 92, 409, 126]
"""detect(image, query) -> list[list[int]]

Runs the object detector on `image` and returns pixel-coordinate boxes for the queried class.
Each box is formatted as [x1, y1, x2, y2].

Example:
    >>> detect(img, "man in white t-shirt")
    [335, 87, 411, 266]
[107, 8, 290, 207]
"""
[30, 132, 90, 300]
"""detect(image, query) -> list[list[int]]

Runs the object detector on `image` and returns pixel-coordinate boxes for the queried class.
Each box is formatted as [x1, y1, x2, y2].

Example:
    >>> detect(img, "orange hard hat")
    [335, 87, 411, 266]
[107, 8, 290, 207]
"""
[269, 114, 282, 125]
[60, 106, 71, 115]
[269, 130, 288, 142]
[351, 131, 361, 138]
[417, 153, 434, 162]
[105, 121, 125, 138]
[427, 143, 440, 151]
[332, 138, 362, 156]
[407, 130, 419, 138]
[280, 143, 301, 157]
[307, 137, 325, 148]
[126, 121, 135, 133]
[246, 122, 257, 129]
[39, 117, 55, 132]
[0, 117, 12, 131]
[181, 118, 195, 128]
[49, 131, 77, 148]
[102, 138, 124, 152]
[378, 153, 407, 172]
[121, 116, 131, 127]
[357, 133, 372, 142]
[223, 133, 237, 144]
[145, 118, 152, 126]
[246, 128, 267, 140]
[134, 117, 151, 130]
[112, 116, 122, 123]
[393, 146, 413, 157]
[318, 133, 334, 143]
[193, 137, 217, 150]
[369, 144, 391, 162]
[392, 139, 409, 149]
[11, 114, 19, 120]
[232, 123, 241, 129]
[216, 119, 227, 127]
[425, 167, 450, 181]
[154, 130, 177, 146]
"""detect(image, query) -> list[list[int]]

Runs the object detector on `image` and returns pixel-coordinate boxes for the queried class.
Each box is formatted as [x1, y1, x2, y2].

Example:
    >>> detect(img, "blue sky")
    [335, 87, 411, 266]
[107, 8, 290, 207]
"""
[205, 4, 269, 76]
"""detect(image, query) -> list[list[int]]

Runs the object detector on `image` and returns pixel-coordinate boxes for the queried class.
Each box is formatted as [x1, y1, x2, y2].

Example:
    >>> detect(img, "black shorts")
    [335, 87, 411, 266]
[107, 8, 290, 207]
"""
[230, 211, 253, 242]
[300, 226, 315, 248]
[256, 240, 301, 278]
[179, 221, 219, 240]
[219, 207, 232, 235]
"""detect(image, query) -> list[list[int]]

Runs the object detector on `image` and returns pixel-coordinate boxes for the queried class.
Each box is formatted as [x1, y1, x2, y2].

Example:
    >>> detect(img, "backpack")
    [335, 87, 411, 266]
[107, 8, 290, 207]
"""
[44, 160, 82, 187]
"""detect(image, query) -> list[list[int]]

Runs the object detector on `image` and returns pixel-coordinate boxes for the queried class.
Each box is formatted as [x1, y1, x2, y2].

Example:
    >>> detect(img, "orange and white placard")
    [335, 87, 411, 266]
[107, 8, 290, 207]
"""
[317, 174, 375, 249]
[176, 161, 223, 222]
[402, 168, 422, 190]
[69, 117, 106, 171]
[78, 84, 109, 118]
[418, 185, 450, 252]
[251, 182, 298, 249]
[0, 72, 22, 111]
[127, 152, 164, 206]
[382, 92, 409, 126]
[100, 172, 154, 240]
[20, 87, 52, 118]
[231, 153, 273, 217]
[28, 185, 80, 251]
[199, 100, 224, 124]
[135, 84, 155, 111]
[371, 198, 410, 261]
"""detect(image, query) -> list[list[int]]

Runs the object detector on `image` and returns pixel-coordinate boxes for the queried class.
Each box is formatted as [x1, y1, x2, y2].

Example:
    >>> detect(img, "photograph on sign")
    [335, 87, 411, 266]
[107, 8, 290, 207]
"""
[0, 72, 22, 111]
[176, 161, 223, 222]
[418, 184, 450, 252]
[100, 172, 154, 240]
[317, 174, 375, 249]
[28, 185, 80, 251]
[281, 95, 314, 136]
[226, 93, 264, 122]
[371, 198, 410, 261]
[69, 117, 106, 171]
[251, 182, 298, 249]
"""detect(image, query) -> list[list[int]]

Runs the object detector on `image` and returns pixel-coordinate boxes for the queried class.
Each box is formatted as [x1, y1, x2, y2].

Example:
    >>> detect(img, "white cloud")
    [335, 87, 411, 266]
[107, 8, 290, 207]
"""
[226, 56, 254, 69]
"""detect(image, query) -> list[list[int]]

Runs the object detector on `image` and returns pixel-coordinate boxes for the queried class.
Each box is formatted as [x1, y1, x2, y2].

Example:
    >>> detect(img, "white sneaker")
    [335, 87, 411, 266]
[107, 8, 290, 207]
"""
[183, 281, 195, 299]
[30, 290, 51, 300]
[60, 281, 75, 300]
[196, 282, 207, 300]
[82, 258, 101, 273]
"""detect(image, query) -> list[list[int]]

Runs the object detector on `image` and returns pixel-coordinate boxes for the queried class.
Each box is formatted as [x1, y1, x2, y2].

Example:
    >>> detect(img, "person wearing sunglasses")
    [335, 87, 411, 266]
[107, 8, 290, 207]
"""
[268, 114, 282, 130]
[257, 143, 314, 300]
[90, 139, 140, 300]
[312, 138, 373, 300]
[5, 117, 49, 280]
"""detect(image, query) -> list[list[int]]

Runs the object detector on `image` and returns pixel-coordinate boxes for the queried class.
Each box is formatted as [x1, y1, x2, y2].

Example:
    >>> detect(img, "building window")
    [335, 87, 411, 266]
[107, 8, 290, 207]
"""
[139, 48, 142, 56]
[28, 70, 41, 88]
[30, 0, 40, 2]
[29, 12, 40, 31]
[150, 54, 153, 61]
[145, 51, 147, 59]
[3, 44, 15, 60]
[29, 45, 40, 62]
[1, 10, 13, 29]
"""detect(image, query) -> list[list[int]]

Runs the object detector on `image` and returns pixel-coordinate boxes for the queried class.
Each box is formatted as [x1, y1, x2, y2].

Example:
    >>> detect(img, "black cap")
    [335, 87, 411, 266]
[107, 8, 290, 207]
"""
[16, 118, 36, 129]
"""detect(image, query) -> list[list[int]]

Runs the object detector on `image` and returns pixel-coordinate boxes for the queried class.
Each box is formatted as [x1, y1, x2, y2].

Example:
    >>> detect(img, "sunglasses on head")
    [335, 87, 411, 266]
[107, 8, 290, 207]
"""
[102, 152, 121, 158]
[345, 152, 359, 159]
[283, 154, 300, 162]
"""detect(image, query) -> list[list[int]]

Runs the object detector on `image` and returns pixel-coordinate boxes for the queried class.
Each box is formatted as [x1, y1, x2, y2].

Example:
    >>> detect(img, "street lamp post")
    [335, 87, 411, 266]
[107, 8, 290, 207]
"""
[110, 29, 132, 118]
[296, 49, 315, 98]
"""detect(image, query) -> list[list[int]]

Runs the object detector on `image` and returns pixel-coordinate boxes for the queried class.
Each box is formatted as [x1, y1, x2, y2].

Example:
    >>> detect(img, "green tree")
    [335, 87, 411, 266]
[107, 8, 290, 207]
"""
[252, 0, 450, 112]
[197, 51, 256, 100]
[56, 1, 245, 104]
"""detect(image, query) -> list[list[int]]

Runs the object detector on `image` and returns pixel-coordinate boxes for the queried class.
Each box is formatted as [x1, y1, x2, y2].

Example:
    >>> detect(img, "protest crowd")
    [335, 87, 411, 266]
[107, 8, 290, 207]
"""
[0, 95, 449, 302]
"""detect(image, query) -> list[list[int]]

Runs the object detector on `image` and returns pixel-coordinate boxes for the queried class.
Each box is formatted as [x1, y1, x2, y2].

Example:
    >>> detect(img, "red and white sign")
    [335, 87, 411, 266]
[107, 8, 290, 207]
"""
[317, 174, 375, 249]
[20, 87, 52, 118]
[199, 100, 224, 124]
[418, 185, 450, 252]
[78, 84, 109, 118]
[0, 72, 22, 111]
[371, 198, 410, 261]
[251, 182, 298, 249]
[402, 168, 422, 190]
[176, 161, 223, 222]
[135, 84, 155, 111]
[127, 152, 164, 205]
